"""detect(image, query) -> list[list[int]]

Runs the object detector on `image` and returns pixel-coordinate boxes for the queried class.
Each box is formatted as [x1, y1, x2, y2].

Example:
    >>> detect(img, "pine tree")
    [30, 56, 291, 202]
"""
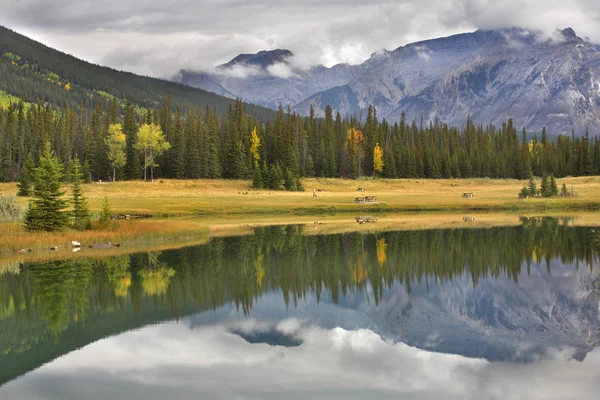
[71, 156, 91, 230]
[283, 168, 296, 191]
[540, 172, 551, 197]
[561, 183, 569, 197]
[528, 177, 538, 197]
[98, 195, 113, 228]
[550, 175, 558, 197]
[24, 142, 69, 231]
[251, 166, 263, 189]
[519, 185, 530, 198]
[17, 153, 35, 196]
[123, 100, 141, 180]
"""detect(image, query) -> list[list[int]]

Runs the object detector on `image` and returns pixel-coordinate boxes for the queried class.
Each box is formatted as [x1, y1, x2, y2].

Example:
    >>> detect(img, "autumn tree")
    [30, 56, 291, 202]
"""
[135, 123, 171, 181]
[105, 123, 127, 182]
[373, 142, 384, 176]
[249, 126, 261, 168]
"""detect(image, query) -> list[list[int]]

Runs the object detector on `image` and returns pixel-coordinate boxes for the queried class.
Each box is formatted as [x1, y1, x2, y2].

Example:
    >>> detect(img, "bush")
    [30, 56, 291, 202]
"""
[0, 194, 25, 222]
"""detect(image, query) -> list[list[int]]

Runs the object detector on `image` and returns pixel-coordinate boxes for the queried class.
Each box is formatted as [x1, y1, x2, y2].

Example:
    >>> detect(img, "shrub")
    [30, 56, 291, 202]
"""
[0, 194, 25, 222]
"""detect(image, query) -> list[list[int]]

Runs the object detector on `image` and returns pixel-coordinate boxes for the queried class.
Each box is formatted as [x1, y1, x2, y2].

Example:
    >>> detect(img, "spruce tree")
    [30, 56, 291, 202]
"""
[540, 172, 551, 197]
[17, 154, 35, 196]
[71, 156, 91, 230]
[98, 196, 113, 228]
[549, 175, 558, 197]
[528, 177, 538, 197]
[24, 142, 69, 232]
[561, 183, 569, 197]
[519, 185, 530, 198]
[251, 166, 263, 189]
[283, 168, 296, 191]
[123, 100, 141, 180]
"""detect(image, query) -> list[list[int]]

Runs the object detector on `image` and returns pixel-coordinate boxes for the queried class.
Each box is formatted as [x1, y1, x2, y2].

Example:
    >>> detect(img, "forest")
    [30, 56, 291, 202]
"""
[1, 95, 600, 185]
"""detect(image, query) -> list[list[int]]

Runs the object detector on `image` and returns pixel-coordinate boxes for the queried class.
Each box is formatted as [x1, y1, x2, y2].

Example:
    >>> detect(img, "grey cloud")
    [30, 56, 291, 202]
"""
[1, 0, 599, 78]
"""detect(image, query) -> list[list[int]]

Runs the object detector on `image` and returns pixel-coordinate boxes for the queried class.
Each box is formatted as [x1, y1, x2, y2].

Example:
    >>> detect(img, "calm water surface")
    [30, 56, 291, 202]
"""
[1, 217, 599, 399]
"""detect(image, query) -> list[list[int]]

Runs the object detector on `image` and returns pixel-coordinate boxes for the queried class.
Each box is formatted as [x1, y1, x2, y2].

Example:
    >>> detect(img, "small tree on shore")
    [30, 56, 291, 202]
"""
[561, 183, 569, 197]
[71, 156, 91, 230]
[24, 143, 69, 231]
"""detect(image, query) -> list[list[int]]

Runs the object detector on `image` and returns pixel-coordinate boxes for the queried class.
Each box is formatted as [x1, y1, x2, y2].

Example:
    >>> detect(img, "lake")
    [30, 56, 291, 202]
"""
[1, 216, 599, 399]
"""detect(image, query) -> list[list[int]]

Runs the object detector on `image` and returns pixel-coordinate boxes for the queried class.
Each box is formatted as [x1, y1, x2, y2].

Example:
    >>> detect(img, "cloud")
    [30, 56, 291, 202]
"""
[2, 320, 599, 400]
[267, 62, 296, 78]
[0, 1, 600, 79]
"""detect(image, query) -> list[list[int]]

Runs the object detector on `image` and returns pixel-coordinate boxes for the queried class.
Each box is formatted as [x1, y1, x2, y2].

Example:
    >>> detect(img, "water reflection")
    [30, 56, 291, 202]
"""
[0, 217, 598, 389]
[2, 319, 600, 400]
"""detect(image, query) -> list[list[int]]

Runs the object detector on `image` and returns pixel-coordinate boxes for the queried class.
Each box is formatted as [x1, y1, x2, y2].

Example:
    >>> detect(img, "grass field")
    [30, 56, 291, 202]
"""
[2, 176, 600, 217]
[1, 176, 599, 259]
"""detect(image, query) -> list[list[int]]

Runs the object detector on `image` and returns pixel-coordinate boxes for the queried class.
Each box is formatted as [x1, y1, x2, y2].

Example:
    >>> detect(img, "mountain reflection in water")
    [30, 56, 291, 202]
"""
[0, 217, 598, 398]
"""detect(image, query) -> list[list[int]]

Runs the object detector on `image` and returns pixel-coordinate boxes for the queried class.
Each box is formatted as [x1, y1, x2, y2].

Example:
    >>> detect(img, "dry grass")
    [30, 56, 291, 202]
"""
[2, 176, 599, 217]
[0, 218, 208, 254]
[0, 176, 599, 262]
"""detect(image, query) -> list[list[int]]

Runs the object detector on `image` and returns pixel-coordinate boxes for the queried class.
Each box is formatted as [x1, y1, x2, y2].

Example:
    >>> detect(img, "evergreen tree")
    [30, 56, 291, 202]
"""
[519, 185, 530, 198]
[16, 153, 34, 196]
[98, 195, 113, 228]
[123, 100, 141, 180]
[251, 166, 263, 189]
[540, 172, 551, 197]
[71, 156, 91, 229]
[550, 175, 558, 197]
[24, 142, 69, 231]
[528, 177, 538, 197]
[561, 183, 569, 197]
[283, 168, 296, 191]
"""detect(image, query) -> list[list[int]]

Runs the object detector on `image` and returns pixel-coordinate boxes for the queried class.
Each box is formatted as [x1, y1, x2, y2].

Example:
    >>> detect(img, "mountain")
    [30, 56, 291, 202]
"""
[179, 28, 600, 134]
[177, 49, 373, 110]
[0, 25, 275, 120]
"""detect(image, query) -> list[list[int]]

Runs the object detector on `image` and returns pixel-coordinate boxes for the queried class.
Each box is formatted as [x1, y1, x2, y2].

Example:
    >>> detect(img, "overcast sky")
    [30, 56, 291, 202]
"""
[1, 0, 600, 78]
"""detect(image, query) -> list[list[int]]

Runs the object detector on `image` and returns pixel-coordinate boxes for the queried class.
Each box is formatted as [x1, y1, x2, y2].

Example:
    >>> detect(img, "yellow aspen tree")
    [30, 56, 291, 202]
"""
[249, 126, 261, 168]
[105, 123, 127, 182]
[373, 142, 384, 176]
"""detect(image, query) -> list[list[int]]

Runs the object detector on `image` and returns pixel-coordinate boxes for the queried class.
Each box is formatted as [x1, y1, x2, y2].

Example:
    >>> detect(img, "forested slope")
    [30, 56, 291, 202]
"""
[0, 25, 275, 120]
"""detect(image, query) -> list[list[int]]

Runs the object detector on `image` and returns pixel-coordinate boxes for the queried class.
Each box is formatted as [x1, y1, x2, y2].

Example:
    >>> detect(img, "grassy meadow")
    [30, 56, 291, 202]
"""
[1, 176, 600, 259]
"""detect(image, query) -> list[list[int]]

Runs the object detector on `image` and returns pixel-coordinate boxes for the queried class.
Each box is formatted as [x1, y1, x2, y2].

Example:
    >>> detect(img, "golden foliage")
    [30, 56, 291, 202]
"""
[140, 266, 175, 296]
[373, 142, 384, 174]
[376, 238, 387, 267]
[346, 128, 365, 153]
[249, 126, 261, 166]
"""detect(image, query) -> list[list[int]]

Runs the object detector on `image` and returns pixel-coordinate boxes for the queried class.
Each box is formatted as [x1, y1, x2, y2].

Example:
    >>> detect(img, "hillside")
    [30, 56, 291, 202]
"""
[0, 25, 275, 120]
[179, 28, 600, 134]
